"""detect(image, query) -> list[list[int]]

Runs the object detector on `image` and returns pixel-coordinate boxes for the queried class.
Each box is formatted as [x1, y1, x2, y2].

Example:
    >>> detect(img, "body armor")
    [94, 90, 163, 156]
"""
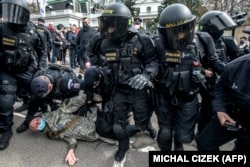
[101, 35, 145, 88]
[215, 38, 229, 63]
[156, 37, 202, 96]
[0, 24, 33, 71]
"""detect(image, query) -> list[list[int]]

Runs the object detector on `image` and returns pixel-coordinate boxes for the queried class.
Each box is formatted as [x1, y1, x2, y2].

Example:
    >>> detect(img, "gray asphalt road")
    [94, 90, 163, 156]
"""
[0, 101, 159, 167]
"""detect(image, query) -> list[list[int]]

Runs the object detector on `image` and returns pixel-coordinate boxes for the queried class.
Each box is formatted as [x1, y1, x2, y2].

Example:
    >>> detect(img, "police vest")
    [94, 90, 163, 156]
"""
[215, 39, 228, 63]
[101, 35, 145, 87]
[157, 42, 200, 96]
[0, 32, 33, 71]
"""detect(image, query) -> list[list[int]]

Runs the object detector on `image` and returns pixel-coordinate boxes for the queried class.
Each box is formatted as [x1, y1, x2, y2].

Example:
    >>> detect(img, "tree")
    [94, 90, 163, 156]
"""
[122, 0, 137, 17]
[27, 0, 40, 13]
[205, 0, 250, 14]
[205, 0, 250, 24]
[158, 0, 206, 17]
[149, 0, 206, 33]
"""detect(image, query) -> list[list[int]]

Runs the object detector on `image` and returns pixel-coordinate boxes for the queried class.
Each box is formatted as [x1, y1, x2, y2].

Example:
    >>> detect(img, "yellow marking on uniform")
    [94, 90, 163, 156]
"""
[165, 52, 181, 57]
[103, 9, 113, 14]
[106, 52, 116, 57]
[166, 58, 179, 63]
[166, 19, 188, 27]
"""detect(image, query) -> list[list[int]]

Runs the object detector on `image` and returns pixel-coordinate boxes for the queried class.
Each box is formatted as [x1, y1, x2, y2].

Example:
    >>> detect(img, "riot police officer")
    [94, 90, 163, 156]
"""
[198, 10, 240, 63]
[14, 17, 54, 113]
[16, 64, 83, 133]
[154, 3, 204, 151]
[196, 11, 238, 134]
[0, 0, 47, 150]
[86, 3, 159, 162]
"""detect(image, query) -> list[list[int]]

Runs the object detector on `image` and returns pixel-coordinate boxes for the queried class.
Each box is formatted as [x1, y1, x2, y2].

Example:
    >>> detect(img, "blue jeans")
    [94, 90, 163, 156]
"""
[51, 54, 57, 63]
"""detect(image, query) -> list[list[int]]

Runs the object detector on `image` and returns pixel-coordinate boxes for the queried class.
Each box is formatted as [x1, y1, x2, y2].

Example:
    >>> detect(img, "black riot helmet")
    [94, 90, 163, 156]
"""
[0, 0, 30, 25]
[157, 3, 196, 50]
[99, 3, 132, 41]
[199, 11, 237, 41]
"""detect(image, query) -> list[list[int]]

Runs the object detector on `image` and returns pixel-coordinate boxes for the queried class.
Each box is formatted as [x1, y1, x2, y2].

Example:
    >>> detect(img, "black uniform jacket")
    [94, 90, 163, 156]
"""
[212, 54, 250, 129]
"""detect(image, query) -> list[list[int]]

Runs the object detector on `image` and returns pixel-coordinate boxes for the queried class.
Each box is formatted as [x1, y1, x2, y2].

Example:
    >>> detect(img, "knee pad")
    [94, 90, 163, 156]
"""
[157, 128, 172, 151]
[125, 124, 140, 137]
[133, 114, 149, 131]
[175, 130, 193, 143]
[113, 124, 127, 139]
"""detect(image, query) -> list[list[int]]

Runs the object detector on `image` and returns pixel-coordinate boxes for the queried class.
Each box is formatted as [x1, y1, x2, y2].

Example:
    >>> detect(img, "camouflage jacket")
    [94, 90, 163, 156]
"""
[42, 92, 100, 150]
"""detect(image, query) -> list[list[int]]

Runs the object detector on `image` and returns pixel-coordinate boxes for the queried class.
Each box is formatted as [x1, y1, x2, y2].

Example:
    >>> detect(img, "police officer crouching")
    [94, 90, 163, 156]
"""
[0, 0, 47, 150]
[16, 64, 83, 133]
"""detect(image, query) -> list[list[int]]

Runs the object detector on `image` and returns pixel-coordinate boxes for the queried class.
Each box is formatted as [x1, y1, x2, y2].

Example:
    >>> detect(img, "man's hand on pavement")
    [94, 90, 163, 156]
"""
[65, 149, 77, 166]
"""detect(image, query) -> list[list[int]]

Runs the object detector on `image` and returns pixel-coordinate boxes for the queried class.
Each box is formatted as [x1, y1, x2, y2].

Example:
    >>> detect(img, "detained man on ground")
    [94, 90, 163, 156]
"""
[28, 92, 102, 166]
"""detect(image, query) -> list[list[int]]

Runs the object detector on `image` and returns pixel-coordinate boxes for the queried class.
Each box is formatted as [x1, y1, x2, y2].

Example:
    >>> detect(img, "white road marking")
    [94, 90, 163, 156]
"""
[113, 155, 126, 167]
[14, 112, 26, 118]
[138, 146, 157, 152]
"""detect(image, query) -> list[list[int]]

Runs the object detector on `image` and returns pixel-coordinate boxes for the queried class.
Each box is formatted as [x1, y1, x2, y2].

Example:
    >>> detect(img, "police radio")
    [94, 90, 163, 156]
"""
[192, 61, 207, 92]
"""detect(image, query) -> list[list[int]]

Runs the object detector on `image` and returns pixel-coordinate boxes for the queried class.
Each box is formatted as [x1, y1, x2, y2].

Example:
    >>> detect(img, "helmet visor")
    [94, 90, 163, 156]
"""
[0, 3, 30, 24]
[99, 16, 131, 39]
[158, 20, 195, 50]
[209, 12, 237, 32]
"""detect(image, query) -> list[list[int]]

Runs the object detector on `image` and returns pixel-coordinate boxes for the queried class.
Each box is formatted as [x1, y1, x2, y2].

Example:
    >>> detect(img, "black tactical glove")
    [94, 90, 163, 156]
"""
[77, 105, 92, 117]
[104, 100, 114, 113]
[128, 74, 150, 90]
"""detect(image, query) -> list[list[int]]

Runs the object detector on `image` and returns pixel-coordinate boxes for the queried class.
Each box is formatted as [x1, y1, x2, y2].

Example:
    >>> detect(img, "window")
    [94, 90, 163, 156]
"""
[146, 6, 151, 13]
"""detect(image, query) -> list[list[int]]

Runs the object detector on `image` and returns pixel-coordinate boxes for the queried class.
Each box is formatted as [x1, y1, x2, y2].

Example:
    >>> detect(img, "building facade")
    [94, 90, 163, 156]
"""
[30, 0, 162, 30]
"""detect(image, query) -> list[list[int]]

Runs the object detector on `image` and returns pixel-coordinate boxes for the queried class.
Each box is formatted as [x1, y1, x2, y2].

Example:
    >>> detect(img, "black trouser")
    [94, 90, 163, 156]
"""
[112, 89, 151, 152]
[112, 89, 150, 139]
[155, 93, 199, 151]
[69, 47, 77, 67]
[47, 50, 51, 62]
[79, 55, 85, 71]
[62, 48, 67, 63]
[197, 90, 215, 134]
[197, 115, 250, 151]
[0, 66, 35, 132]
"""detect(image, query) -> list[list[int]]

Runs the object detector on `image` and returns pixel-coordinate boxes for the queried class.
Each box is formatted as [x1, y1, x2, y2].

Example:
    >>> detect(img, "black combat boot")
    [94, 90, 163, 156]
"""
[15, 97, 30, 113]
[0, 131, 13, 150]
[16, 122, 29, 133]
[174, 138, 184, 151]
[115, 138, 129, 162]
[146, 122, 157, 138]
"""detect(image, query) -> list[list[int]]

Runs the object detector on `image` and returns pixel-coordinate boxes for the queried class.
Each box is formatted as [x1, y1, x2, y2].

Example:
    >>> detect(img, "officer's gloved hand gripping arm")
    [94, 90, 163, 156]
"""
[129, 74, 150, 90]
[129, 35, 159, 90]
[129, 54, 159, 90]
